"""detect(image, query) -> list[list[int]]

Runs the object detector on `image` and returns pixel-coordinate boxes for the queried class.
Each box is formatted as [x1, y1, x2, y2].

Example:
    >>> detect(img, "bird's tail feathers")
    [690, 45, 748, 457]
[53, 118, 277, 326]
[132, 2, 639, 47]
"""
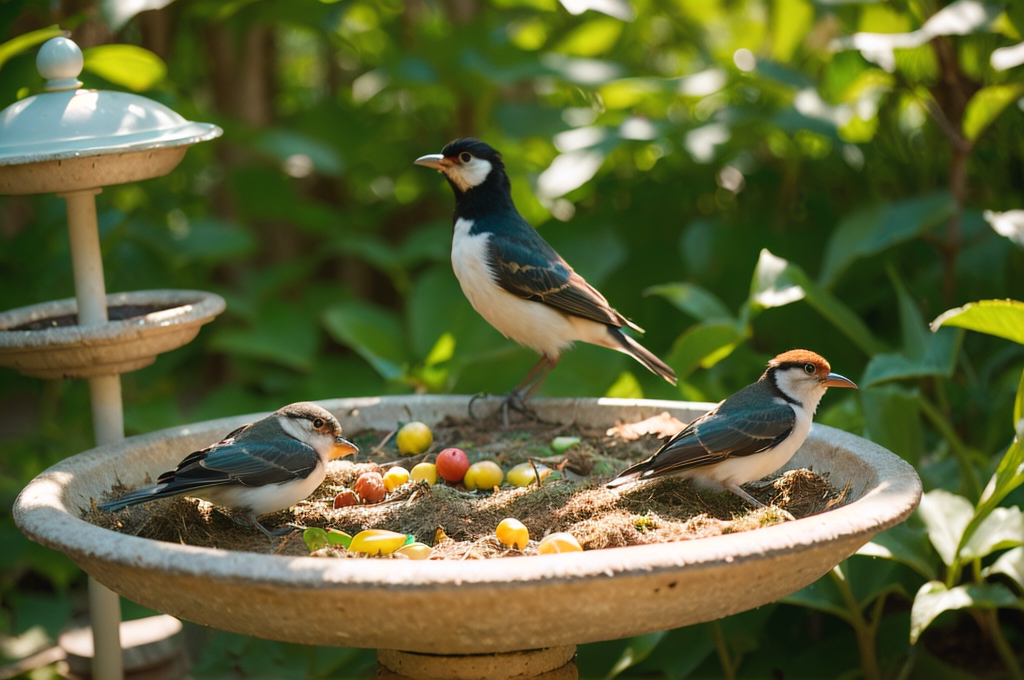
[606, 458, 653, 489]
[610, 328, 677, 386]
[97, 484, 176, 512]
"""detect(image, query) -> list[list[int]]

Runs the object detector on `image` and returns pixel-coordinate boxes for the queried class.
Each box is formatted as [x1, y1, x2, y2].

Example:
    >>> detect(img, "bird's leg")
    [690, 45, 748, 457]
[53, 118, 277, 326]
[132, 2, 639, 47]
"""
[502, 357, 557, 426]
[248, 515, 294, 539]
[724, 483, 765, 508]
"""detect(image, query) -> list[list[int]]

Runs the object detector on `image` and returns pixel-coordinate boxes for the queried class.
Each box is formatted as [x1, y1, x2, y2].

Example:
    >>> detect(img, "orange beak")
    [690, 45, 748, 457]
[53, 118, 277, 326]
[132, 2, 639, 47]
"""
[331, 436, 359, 459]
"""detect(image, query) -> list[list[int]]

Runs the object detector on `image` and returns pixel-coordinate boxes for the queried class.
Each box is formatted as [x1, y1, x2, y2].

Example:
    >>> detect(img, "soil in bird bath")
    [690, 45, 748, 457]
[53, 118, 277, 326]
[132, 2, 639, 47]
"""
[88, 411, 846, 559]
[9, 304, 174, 330]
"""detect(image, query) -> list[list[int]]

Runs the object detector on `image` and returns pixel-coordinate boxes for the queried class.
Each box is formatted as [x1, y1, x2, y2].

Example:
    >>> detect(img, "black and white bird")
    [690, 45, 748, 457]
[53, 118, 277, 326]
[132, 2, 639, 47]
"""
[98, 402, 358, 537]
[608, 350, 857, 506]
[415, 138, 676, 403]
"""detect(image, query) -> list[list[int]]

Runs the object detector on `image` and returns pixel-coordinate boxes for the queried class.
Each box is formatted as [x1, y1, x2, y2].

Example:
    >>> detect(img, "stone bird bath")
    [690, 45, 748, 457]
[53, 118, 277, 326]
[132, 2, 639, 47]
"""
[14, 395, 922, 679]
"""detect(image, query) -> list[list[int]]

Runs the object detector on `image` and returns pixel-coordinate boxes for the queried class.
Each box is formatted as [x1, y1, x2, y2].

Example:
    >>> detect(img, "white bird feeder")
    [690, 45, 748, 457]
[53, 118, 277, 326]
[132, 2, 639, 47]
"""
[0, 35, 224, 680]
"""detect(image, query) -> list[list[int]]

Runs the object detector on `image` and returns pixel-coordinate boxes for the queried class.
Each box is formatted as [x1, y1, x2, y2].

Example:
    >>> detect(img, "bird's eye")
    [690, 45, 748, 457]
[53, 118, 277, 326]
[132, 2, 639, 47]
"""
[459, 152, 472, 163]
[803, 363, 815, 375]
[313, 418, 324, 429]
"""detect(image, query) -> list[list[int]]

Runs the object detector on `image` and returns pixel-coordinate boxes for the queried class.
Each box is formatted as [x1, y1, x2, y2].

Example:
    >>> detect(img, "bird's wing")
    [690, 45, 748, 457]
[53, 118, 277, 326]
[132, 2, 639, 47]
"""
[485, 224, 634, 329]
[628, 397, 795, 479]
[163, 436, 320, 489]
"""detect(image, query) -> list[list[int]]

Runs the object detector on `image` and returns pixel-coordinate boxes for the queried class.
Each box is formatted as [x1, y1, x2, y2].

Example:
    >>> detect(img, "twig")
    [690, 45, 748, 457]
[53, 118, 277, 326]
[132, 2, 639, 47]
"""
[371, 429, 396, 456]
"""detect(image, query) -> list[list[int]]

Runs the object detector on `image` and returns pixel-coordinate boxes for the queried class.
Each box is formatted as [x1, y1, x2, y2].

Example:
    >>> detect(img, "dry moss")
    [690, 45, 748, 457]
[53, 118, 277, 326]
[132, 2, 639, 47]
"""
[87, 411, 846, 559]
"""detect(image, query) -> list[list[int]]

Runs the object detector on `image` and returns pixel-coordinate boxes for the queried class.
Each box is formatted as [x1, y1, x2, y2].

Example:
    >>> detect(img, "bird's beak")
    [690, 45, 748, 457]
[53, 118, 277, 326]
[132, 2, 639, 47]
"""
[331, 436, 359, 459]
[414, 153, 446, 171]
[822, 372, 858, 389]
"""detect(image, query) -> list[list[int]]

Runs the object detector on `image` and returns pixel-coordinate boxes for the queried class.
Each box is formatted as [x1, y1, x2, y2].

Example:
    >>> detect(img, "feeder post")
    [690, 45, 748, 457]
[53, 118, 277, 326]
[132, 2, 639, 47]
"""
[59, 185, 125, 680]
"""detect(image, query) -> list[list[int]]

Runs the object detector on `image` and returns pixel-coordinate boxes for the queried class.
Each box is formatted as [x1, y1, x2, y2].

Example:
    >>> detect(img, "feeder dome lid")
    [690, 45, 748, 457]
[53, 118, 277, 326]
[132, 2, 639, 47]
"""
[0, 36, 221, 168]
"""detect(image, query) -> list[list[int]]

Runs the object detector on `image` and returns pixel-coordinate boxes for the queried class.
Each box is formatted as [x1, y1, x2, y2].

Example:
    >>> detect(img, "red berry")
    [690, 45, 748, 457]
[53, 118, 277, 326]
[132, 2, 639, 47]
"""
[333, 489, 358, 509]
[353, 471, 386, 504]
[436, 447, 470, 483]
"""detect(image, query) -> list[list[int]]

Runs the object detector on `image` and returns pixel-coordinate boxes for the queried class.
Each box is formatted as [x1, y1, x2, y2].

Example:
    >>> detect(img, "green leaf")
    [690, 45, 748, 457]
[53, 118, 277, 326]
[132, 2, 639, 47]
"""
[961, 506, 1024, 561]
[930, 299, 1024, 345]
[666, 321, 746, 381]
[819, 193, 957, 288]
[0, 25, 67, 72]
[303, 527, 329, 552]
[971, 439, 1024, 542]
[858, 522, 940, 581]
[211, 302, 319, 371]
[860, 386, 924, 465]
[783, 569, 850, 621]
[252, 129, 344, 177]
[983, 209, 1024, 247]
[555, 17, 624, 57]
[323, 300, 408, 381]
[747, 249, 887, 355]
[910, 581, 1022, 643]
[985, 546, 1024, 591]
[917, 489, 974, 567]
[602, 631, 666, 679]
[645, 282, 733, 322]
[962, 83, 1024, 142]
[862, 274, 962, 387]
[604, 371, 643, 399]
[552, 436, 581, 453]
[102, 0, 178, 31]
[629, 625, 715, 680]
[327, 529, 352, 549]
[83, 44, 166, 91]
[771, 0, 814, 62]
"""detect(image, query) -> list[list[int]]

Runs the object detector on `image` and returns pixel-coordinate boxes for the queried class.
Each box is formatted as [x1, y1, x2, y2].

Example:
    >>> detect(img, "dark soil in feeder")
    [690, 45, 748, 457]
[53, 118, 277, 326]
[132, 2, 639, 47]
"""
[88, 411, 845, 559]
[12, 304, 173, 331]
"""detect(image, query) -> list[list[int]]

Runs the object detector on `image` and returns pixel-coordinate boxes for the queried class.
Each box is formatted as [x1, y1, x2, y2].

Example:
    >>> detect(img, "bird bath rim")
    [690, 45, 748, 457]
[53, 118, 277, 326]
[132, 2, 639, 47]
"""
[0, 289, 225, 378]
[13, 396, 922, 654]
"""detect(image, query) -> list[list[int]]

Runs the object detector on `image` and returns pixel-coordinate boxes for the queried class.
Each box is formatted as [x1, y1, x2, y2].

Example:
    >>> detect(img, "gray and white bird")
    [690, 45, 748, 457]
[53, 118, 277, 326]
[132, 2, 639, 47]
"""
[98, 402, 358, 537]
[608, 350, 857, 506]
[415, 139, 676, 404]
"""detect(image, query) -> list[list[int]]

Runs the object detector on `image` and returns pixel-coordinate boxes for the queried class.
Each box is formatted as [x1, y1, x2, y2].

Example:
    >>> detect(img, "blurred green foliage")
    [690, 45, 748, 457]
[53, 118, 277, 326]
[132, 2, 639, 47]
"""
[2, 0, 1024, 678]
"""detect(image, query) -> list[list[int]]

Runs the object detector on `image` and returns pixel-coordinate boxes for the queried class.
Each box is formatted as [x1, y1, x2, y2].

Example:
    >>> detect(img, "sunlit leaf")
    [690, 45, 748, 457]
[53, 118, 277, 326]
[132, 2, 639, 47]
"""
[666, 321, 746, 381]
[645, 282, 733, 322]
[984, 546, 1024, 590]
[961, 506, 1024, 561]
[910, 581, 1021, 643]
[748, 249, 887, 355]
[962, 83, 1024, 142]
[819, 192, 955, 288]
[983, 210, 1024, 247]
[991, 41, 1024, 70]
[930, 299, 1024, 345]
[0, 25, 67, 72]
[559, 0, 635, 21]
[602, 631, 666, 679]
[917, 489, 974, 567]
[771, 0, 814, 62]
[555, 17, 624, 57]
[536, 148, 606, 199]
[604, 371, 643, 399]
[322, 300, 407, 381]
[83, 44, 166, 91]
[103, 0, 178, 31]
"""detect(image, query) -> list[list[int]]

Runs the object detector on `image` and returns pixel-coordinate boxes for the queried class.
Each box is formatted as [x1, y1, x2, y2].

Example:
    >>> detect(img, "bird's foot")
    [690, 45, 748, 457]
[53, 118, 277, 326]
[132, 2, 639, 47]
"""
[247, 516, 296, 540]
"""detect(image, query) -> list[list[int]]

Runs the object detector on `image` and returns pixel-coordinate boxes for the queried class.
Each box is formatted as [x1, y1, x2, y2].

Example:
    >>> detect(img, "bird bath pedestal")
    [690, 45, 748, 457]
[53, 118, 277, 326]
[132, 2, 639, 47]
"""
[0, 35, 222, 679]
[14, 396, 922, 680]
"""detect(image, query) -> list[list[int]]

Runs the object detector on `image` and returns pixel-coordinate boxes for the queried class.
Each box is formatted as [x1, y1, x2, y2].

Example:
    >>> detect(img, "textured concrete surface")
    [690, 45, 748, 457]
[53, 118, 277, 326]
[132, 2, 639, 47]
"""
[14, 396, 922, 655]
[0, 290, 224, 378]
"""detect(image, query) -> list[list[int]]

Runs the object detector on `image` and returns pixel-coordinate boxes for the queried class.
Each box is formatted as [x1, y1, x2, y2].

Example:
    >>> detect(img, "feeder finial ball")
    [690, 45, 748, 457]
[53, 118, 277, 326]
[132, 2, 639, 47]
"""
[36, 36, 83, 91]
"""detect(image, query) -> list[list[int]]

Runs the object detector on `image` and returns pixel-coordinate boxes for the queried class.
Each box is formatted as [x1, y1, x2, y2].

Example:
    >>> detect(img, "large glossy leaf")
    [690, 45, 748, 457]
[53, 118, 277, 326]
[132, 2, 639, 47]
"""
[910, 581, 1022, 643]
[819, 193, 956, 288]
[666, 321, 747, 381]
[862, 276, 962, 387]
[83, 44, 166, 91]
[645, 282, 733, 322]
[748, 250, 887, 355]
[917, 489, 974, 567]
[961, 506, 1024, 561]
[783, 566, 850, 621]
[930, 299, 1024, 345]
[962, 84, 1024, 142]
[984, 546, 1024, 591]
[211, 302, 319, 372]
[627, 625, 715, 680]
[322, 301, 407, 381]
[0, 25, 66, 72]
[860, 385, 924, 464]
[858, 522, 940, 581]
[601, 631, 666, 679]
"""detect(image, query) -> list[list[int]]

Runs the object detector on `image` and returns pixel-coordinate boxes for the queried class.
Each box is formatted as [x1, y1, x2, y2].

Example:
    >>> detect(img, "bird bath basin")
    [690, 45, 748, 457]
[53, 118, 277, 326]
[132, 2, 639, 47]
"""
[0, 289, 224, 379]
[14, 396, 921, 679]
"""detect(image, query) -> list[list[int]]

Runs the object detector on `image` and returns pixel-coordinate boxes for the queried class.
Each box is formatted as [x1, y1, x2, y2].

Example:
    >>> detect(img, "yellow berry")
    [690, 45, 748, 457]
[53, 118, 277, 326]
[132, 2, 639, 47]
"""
[348, 530, 410, 556]
[410, 462, 438, 485]
[383, 466, 410, 492]
[464, 461, 504, 491]
[496, 518, 529, 550]
[506, 462, 552, 487]
[396, 421, 433, 455]
[395, 542, 432, 560]
[538, 532, 583, 554]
